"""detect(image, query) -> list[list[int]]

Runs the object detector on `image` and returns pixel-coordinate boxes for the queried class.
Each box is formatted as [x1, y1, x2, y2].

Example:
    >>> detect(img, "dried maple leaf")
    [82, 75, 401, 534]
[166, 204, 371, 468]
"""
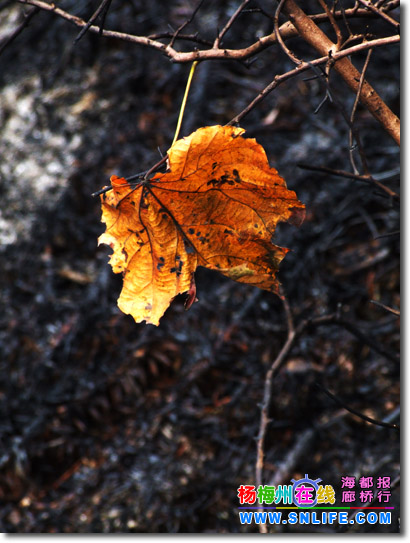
[99, 125, 305, 325]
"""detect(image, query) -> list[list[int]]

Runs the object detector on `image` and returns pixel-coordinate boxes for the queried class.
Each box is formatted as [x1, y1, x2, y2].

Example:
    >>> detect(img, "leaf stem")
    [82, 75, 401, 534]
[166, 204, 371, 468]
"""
[172, 61, 199, 145]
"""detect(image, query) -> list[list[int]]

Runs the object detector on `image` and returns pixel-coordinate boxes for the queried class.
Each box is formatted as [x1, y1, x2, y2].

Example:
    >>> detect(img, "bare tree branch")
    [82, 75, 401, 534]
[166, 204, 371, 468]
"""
[316, 383, 400, 430]
[228, 35, 399, 126]
[297, 163, 399, 200]
[74, 0, 112, 43]
[17, 0, 400, 145]
[349, 49, 373, 174]
[279, 0, 400, 145]
[213, 0, 250, 48]
[0, 5, 39, 55]
[169, 0, 205, 48]
[357, 0, 400, 30]
[318, 0, 343, 49]
[255, 305, 399, 522]
[17, 1, 399, 63]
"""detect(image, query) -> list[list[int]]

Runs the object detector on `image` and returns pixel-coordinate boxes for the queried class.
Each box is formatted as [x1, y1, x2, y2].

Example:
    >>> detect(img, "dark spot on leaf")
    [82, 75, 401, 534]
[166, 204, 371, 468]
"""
[184, 238, 195, 254]
[233, 169, 242, 183]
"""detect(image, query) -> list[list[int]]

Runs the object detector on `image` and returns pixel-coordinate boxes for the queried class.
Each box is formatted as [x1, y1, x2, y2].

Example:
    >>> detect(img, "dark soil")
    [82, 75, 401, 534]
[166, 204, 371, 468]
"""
[0, 1, 400, 533]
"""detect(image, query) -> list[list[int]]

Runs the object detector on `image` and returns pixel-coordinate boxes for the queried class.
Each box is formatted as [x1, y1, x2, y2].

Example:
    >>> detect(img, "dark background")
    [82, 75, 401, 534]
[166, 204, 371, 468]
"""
[0, 0, 400, 533]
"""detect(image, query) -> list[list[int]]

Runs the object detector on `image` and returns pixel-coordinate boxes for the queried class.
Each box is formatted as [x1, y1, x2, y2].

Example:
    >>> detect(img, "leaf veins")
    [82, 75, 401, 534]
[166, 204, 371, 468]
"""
[99, 125, 305, 325]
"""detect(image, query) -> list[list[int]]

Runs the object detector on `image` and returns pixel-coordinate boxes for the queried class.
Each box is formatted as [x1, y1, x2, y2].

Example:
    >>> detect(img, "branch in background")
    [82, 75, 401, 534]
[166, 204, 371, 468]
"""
[255, 306, 399, 516]
[369, 300, 400, 316]
[349, 49, 373, 175]
[16, 0, 400, 144]
[169, 0, 205, 48]
[255, 296, 301, 533]
[279, 0, 400, 146]
[274, 0, 301, 64]
[17, 0, 399, 63]
[228, 35, 399, 126]
[213, 0, 250, 48]
[316, 383, 400, 430]
[297, 163, 399, 201]
[0, 5, 39, 55]
[310, 314, 399, 364]
[147, 33, 212, 47]
[317, 0, 342, 49]
[357, 0, 400, 30]
[74, 0, 112, 43]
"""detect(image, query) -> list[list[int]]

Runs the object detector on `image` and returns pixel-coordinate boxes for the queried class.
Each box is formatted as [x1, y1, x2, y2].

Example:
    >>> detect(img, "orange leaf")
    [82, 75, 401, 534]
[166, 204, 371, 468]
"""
[99, 125, 305, 325]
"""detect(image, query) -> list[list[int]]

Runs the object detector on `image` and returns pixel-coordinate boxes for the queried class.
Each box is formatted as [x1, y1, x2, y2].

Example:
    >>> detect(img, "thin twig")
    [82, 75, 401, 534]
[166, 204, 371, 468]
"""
[369, 300, 400, 316]
[279, 286, 294, 335]
[357, 0, 400, 30]
[256, 301, 301, 533]
[142, 154, 168, 180]
[213, 0, 251, 49]
[279, 0, 400, 145]
[0, 5, 39, 55]
[316, 383, 400, 430]
[297, 163, 399, 200]
[148, 32, 212, 47]
[18, 0, 400, 144]
[274, 0, 301, 64]
[17, 1, 400, 63]
[74, 0, 112, 44]
[98, 0, 112, 36]
[374, 230, 400, 239]
[310, 314, 399, 364]
[92, 157, 168, 198]
[269, 428, 316, 487]
[228, 35, 399, 126]
[318, 0, 343, 49]
[255, 307, 399, 496]
[349, 48, 373, 174]
[169, 0, 205, 48]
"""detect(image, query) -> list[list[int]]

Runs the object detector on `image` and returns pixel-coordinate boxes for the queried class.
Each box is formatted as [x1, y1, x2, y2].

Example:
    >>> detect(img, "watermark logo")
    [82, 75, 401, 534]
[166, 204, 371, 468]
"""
[341, 475, 392, 504]
[237, 473, 394, 527]
[237, 473, 335, 507]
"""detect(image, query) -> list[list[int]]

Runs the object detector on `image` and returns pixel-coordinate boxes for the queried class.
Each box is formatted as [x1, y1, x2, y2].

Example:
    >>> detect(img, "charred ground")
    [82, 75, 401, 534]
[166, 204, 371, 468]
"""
[0, 0, 400, 533]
